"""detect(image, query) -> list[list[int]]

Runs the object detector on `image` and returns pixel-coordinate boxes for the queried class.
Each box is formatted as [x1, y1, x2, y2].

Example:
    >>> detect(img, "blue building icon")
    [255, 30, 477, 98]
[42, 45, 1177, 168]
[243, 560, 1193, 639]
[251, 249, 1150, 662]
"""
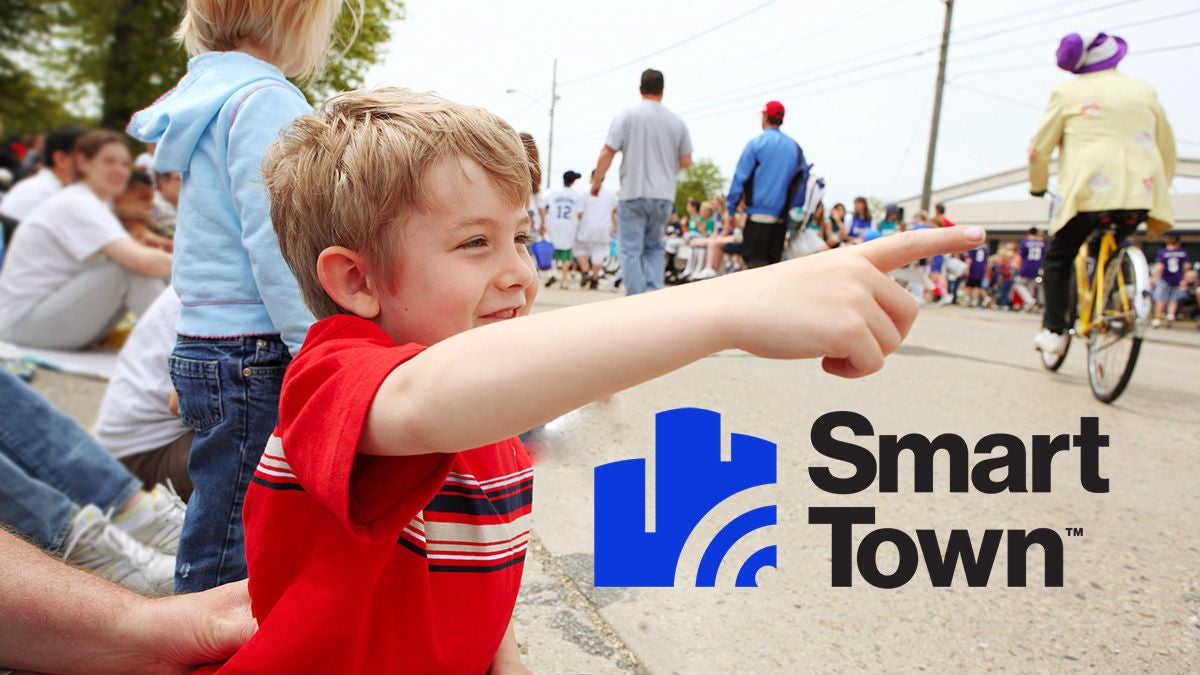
[594, 408, 777, 587]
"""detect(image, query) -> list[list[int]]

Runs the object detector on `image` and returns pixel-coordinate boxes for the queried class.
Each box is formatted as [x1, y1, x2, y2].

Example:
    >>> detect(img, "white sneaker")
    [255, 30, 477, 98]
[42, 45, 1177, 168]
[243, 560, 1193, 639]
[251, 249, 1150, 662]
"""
[114, 482, 186, 555]
[690, 268, 717, 280]
[62, 504, 175, 596]
[1033, 328, 1067, 356]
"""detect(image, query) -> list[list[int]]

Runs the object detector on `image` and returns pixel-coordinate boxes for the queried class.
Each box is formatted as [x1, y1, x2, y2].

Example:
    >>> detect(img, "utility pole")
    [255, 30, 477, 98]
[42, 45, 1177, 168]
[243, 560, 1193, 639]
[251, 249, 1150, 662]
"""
[920, 0, 954, 214]
[546, 58, 559, 190]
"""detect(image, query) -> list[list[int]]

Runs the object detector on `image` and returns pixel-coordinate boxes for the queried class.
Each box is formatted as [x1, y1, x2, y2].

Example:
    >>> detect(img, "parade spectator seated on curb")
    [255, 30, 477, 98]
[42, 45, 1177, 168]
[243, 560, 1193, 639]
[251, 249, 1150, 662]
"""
[0, 526, 254, 674]
[95, 287, 194, 499]
[0, 130, 171, 350]
[0, 369, 184, 596]
[204, 87, 987, 673]
[0, 125, 87, 245]
[845, 196, 875, 244]
[151, 170, 181, 237]
[114, 169, 173, 252]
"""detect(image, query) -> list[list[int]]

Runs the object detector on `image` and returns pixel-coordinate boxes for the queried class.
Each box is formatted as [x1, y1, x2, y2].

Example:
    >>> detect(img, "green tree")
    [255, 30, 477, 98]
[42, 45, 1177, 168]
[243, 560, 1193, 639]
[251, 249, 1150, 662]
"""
[0, 1, 73, 134]
[674, 158, 726, 216]
[5, 0, 404, 134]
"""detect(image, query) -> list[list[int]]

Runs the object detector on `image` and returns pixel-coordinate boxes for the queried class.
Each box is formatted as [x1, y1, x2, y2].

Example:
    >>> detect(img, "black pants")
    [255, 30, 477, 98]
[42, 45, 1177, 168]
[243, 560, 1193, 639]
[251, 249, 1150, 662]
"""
[1041, 210, 1145, 334]
[743, 219, 787, 268]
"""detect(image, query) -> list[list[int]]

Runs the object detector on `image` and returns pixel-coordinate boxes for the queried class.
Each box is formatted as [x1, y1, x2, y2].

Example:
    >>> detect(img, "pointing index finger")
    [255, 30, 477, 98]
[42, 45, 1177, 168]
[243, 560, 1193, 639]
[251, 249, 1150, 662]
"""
[856, 226, 987, 272]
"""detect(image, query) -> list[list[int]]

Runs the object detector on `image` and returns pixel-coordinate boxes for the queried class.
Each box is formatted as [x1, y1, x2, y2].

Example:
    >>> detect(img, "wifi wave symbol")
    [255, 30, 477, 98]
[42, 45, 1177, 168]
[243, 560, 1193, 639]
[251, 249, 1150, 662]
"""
[594, 408, 777, 588]
[677, 485, 777, 587]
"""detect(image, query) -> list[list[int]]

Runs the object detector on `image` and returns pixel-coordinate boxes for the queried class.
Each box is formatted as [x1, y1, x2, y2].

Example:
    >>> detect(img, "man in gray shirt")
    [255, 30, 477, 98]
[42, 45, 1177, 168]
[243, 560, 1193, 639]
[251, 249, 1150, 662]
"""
[590, 69, 692, 295]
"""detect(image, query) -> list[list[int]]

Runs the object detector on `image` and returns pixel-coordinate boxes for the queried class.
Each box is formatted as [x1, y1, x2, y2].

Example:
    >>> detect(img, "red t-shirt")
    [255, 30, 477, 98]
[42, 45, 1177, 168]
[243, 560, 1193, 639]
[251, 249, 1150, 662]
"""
[207, 315, 533, 674]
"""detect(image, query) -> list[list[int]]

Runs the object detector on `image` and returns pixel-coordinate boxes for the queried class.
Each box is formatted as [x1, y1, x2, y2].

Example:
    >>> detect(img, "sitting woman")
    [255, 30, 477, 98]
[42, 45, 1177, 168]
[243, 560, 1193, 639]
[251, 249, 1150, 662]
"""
[680, 200, 719, 280]
[0, 129, 171, 350]
[689, 197, 743, 281]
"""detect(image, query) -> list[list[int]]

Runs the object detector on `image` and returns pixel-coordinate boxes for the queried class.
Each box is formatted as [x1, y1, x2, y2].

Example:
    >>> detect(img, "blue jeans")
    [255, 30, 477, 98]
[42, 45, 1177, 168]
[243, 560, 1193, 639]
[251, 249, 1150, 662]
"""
[170, 335, 290, 592]
[0, 370, 140, 551]
[617, 198, 672, 295]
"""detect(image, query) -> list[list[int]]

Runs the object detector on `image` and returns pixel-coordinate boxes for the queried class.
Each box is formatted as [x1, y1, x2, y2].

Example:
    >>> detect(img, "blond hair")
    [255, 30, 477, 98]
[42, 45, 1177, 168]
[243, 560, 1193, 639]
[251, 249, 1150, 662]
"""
[263, 88, 534, 319]
[177, 0, 356, 84]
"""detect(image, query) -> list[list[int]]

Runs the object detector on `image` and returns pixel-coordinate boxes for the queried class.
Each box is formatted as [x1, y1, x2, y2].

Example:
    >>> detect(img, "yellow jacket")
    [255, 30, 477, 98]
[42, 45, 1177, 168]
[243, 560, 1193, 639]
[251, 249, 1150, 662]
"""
[1029, 69, 1175, 236]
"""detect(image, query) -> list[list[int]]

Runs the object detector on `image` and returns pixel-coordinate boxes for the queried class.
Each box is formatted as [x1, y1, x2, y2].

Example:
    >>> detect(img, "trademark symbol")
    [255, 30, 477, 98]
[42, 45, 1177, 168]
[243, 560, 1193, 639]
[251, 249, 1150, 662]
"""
[1065, 527, 1084, 537]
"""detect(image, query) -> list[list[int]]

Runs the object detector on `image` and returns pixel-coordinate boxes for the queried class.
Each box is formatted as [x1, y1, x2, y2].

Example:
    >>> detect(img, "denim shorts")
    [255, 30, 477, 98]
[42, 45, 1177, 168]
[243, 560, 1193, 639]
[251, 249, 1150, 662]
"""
[1151, 280, 1187, 304]
[169, 334, 290, 592]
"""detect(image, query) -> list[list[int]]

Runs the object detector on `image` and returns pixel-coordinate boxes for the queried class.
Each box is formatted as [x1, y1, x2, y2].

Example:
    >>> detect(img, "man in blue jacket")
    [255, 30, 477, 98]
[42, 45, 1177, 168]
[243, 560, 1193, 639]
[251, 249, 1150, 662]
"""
[726, 101, 800, 268]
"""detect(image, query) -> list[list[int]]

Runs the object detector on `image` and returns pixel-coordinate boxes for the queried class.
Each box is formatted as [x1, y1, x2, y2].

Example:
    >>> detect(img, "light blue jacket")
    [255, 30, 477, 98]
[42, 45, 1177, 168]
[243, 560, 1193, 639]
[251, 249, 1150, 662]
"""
[127, 52, 314, 355]
[726, 127, 800, 219]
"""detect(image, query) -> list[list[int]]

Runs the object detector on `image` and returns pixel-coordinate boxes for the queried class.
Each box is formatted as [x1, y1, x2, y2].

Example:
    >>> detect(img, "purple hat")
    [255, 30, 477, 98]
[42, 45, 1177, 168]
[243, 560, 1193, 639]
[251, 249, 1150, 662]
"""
[1056, 32, 1127, 74]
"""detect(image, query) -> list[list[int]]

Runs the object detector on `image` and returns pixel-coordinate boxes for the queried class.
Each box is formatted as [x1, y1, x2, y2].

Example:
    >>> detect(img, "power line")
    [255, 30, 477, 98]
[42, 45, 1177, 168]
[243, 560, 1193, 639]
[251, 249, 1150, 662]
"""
[682, 61, 937, 125]
[1138, 40, 1200, 56]
[951, 39, 1200, 81]
[673, 47, 938, 118]
[951, 7, 1200, 65]
[949, 83, 1043, 111]
[949, 40, 1200, 111]
[671, 0, 894, 89]
[947, 0, 1098, 37]
[946, 0, 1148, 49]
[670, 0, 1147, 122]
[560, 0, 780, 87]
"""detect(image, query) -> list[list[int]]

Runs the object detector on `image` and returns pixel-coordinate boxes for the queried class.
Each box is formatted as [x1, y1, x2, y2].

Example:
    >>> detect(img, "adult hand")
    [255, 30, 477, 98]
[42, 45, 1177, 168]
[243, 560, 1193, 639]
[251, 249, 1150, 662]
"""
[589, 174, 602, 196]
[116, 579, 256, 673]
[717, 226, 986, 378]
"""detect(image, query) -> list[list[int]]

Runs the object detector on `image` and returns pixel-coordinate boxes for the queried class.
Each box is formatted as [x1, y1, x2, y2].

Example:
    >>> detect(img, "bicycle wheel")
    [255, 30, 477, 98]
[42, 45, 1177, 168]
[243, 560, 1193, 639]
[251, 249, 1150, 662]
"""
[1087, 246, 1150, 403]
[1040, 281, 1074, 372]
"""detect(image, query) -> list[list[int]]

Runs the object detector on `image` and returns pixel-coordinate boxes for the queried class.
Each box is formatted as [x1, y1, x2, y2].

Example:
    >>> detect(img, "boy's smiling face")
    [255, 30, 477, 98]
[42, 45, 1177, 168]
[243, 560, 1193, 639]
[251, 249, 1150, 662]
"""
[374, 157, 537, 346]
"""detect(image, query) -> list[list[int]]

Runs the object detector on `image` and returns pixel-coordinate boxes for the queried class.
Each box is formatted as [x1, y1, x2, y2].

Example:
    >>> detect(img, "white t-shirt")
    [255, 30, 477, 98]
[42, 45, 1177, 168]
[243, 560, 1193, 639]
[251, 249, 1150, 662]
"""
[579, 187, 618, 243]
[0, 184, 129, 329]
[0, 168, 64, 222]
[94, 287, 190, 459]
[543, 186, 585, 250]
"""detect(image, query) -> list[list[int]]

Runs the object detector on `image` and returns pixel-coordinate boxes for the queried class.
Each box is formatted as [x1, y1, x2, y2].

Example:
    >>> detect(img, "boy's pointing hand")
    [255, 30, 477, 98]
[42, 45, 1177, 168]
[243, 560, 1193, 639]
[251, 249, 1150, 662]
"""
[716, 225, 987, 378]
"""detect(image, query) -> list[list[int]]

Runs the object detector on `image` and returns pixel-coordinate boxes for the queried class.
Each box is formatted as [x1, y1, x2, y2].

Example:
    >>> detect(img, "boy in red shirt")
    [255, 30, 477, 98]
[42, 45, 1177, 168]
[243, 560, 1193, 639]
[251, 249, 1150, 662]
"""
[220, 88, 985, 673]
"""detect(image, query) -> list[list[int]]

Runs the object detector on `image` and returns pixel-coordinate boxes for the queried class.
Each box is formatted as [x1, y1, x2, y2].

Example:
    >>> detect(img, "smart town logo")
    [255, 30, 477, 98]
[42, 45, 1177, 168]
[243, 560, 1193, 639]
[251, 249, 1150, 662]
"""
[593, 409, 1109, 589]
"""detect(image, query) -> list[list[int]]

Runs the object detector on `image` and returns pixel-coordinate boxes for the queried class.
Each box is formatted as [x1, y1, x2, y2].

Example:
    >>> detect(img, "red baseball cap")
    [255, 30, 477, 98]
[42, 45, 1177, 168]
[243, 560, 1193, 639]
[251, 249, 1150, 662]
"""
[762, 100, 785, 119]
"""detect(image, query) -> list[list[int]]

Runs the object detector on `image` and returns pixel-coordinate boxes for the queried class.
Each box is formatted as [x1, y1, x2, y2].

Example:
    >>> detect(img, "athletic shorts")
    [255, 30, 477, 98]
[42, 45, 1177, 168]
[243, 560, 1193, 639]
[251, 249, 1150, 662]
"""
[574, 240, 608, 265]
[965, 278, 983, 289]
[553, 248, 573, 262]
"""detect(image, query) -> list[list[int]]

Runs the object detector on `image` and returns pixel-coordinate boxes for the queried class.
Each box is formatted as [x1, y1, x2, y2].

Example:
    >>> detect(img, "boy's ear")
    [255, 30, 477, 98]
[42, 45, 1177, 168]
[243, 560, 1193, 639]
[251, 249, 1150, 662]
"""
[316, 246, 381, 320]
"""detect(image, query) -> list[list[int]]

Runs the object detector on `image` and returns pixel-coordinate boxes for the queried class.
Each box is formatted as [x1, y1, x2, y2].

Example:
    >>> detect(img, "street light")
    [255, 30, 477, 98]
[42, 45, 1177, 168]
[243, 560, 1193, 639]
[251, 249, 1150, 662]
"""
[506, 59, 559, 189]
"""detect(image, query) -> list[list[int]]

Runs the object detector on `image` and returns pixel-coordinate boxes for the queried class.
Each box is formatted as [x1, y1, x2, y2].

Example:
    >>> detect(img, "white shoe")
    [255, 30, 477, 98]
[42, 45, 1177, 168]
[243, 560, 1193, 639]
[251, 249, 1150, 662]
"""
[114, 482, 186, 555]
[1151, 318, 1162, 328]
[63, 504, 176, 596]
[1033, 328, 1067, 356]
[690, 268, 717, 280]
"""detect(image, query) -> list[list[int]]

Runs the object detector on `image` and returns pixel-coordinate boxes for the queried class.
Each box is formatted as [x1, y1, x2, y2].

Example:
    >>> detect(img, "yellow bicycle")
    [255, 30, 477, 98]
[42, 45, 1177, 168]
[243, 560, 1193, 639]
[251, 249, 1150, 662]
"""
[1039, 211, 1152, 403]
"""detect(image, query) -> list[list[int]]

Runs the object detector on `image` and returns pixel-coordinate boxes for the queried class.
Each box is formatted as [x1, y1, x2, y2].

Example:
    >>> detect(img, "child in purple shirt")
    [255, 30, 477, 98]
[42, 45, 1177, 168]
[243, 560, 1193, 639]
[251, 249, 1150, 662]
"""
[1151, 233, 1189, 326]
[965, 242, 989, 307]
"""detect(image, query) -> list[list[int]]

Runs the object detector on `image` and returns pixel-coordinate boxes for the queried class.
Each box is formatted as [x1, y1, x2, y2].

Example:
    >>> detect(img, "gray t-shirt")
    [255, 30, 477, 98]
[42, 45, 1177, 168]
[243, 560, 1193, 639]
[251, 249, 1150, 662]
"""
[604, 99, 692, 202]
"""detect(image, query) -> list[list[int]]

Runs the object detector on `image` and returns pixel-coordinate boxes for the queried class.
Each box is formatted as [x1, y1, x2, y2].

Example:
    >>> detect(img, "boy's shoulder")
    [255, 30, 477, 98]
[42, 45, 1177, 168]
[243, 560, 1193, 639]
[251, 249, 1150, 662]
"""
[282, 315, 419, 421]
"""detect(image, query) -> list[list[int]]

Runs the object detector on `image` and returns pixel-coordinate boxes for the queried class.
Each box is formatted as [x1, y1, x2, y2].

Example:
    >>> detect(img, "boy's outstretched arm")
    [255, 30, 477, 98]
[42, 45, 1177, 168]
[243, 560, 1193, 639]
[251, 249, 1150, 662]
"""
[363, 226, 986, 456]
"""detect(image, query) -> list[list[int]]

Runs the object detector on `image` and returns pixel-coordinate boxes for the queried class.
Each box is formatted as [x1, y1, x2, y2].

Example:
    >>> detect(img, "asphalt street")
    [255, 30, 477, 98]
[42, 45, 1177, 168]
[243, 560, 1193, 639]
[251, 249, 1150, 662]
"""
[31, 287, 1200, 673]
